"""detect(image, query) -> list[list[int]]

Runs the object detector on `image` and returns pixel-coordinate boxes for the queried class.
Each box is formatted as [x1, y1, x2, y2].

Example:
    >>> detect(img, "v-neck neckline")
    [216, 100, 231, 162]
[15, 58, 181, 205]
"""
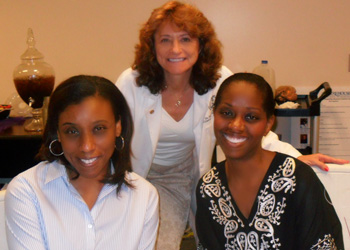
[219, 154, 279, 223]
[162, 103, 193, 123]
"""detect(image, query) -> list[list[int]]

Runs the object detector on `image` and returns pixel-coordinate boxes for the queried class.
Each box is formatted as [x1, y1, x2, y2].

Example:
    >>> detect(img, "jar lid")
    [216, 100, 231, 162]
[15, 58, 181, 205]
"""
[20, 28, 44, 60]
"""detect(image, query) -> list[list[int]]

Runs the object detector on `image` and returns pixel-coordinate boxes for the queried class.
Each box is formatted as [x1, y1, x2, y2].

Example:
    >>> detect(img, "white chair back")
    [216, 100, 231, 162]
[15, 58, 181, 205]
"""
[313, 163, 350, 249]
[0, 189, 9, 250]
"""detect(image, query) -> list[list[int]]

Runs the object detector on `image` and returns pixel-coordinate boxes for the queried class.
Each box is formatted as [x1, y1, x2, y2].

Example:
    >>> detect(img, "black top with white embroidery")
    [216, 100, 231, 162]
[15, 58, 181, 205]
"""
[196, 153, 344, 250]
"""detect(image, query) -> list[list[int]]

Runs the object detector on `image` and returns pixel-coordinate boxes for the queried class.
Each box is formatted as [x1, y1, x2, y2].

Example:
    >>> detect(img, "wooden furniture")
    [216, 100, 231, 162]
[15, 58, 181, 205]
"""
[0, 118, 42, 184]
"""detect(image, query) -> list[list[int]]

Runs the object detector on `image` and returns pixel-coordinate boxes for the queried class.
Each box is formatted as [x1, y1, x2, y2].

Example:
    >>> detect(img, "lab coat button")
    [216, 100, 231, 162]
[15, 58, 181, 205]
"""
[150, 110, 154, 114]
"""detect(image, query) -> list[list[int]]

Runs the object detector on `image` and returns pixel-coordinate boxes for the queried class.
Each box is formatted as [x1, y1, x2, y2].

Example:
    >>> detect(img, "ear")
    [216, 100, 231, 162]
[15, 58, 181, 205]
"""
[115, 120, 122, 137]
[264, 115, 275, 136]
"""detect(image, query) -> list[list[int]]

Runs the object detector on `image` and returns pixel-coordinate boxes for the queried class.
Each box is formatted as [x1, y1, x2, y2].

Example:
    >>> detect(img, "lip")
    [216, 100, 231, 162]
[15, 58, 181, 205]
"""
[168, 58, 185, 62]
[223, 134, 247, 145]
[80, 157, 98, 166]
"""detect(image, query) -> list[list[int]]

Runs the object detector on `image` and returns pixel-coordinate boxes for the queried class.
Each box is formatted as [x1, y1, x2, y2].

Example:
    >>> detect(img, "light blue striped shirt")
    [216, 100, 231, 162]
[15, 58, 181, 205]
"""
[5, 161, 159, 250]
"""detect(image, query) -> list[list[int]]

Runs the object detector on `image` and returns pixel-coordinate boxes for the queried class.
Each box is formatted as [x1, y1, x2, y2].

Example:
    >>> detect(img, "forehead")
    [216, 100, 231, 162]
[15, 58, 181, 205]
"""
[219, 81, 262, 106]
[156, 20, 188, 35]
[59, 96, 115, 122]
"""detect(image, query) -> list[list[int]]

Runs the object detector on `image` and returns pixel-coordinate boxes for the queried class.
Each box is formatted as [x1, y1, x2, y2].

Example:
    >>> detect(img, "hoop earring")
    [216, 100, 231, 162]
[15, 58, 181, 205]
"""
[115, 136, 125, 150]
[49, 139, 64, 156]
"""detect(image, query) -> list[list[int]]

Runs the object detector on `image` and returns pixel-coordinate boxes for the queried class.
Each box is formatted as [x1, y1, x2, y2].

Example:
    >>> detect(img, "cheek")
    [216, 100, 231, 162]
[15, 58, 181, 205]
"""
[191, 42, 200, 57]
[250, 123, 269, 137]
[59, 138, 75, 152]
[100, 136, 117, 153]
[155, 45, 165, 58]
[213, 116, 224, 134]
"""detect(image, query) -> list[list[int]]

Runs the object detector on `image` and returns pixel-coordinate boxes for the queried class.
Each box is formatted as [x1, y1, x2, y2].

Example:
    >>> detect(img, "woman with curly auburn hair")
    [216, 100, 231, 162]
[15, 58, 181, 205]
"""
[133, 0, 222, 95]
[117, 2, 234, 249]
[116, 1, 348, 249]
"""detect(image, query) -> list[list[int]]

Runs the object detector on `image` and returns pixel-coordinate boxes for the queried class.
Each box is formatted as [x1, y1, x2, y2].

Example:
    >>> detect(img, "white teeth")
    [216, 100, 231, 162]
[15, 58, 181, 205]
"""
[168, 58, 185, 62]
[224, 134, 247, 144]
[81, 158, 97, 164]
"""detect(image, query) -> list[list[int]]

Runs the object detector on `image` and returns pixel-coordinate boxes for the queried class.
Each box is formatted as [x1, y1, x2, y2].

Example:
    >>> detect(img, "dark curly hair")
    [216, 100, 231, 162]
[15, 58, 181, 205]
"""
[38, 75, 134, 194]
[133, 1, 222, 95]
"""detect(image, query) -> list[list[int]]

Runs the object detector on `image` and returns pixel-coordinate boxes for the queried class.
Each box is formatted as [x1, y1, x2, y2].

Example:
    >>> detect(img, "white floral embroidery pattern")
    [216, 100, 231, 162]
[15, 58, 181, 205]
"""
[199, 157, 298, 249]
[311, 234, 338, 250]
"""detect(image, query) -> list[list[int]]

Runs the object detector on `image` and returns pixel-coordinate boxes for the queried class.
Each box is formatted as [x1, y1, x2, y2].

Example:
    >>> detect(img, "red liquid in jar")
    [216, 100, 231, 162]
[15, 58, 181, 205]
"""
[14, 76, 55, 109]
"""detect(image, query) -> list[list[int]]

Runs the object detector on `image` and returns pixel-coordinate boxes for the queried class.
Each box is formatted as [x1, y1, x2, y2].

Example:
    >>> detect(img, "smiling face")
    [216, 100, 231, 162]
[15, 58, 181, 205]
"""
[57, 95, 121, 181]
[154, 20, 200, 79]
[214, 81, 274, 161]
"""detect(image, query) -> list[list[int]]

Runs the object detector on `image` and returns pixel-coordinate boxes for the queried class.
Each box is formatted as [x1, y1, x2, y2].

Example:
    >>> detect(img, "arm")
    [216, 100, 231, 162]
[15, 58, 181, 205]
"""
[263, 131, 349, 171]
[138, 185, 159, 250]
[298, 154, 349, 171]
[5, 178, 47, 250]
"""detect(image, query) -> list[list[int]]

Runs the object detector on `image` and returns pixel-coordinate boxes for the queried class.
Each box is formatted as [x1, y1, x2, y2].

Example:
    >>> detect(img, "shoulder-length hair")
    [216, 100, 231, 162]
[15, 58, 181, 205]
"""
[38, 75, 134, 194]
[133, 1, 222, 95]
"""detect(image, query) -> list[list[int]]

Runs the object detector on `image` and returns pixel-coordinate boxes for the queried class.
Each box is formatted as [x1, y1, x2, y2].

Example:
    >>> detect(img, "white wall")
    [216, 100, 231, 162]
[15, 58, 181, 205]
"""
[1, 0, 349, 103]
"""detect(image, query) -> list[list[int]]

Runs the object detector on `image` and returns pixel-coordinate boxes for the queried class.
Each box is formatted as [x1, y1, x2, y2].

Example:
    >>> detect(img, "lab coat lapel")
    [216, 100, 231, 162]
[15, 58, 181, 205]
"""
[145, 93, 162, 156]
[193, 90, 216, 176]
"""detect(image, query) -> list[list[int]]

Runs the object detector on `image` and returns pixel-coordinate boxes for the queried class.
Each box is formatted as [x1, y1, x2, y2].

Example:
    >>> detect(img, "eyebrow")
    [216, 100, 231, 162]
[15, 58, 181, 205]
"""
[60, 120, 109, 126]
[220, 102, 262, 112]
[158, 32, 190, 37]
[60, 122, 75, 126]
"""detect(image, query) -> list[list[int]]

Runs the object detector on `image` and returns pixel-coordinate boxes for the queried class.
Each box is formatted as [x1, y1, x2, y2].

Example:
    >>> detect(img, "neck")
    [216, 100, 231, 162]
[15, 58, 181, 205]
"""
[225, 148, 269, 180]
[70, 176, 104, 210]
[164, 72, 192, 92]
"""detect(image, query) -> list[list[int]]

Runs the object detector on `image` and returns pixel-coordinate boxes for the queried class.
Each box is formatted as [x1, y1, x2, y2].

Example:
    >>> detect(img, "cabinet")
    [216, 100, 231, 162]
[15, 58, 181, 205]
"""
[0, 119, 42, 184]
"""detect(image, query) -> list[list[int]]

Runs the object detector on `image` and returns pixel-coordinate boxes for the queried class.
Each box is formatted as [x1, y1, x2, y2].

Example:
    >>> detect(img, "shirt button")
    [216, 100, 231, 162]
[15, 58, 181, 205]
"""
[150, 110, 154, 114]
[88, 224, 93, 229]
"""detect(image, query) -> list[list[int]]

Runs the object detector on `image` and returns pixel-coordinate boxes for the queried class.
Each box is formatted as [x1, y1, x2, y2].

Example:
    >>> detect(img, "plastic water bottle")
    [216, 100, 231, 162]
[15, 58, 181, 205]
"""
[252, 60, 276, 91]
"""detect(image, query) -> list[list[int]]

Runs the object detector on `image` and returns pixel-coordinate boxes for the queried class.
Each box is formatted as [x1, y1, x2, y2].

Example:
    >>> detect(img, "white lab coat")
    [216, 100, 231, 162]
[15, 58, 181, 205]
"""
[116, 66, 301, 180]
[117, 66, 231, 181]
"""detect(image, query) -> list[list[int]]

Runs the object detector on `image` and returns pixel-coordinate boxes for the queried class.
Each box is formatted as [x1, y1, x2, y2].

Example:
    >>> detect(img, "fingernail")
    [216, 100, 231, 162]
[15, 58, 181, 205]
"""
[325, 166, 329, 172]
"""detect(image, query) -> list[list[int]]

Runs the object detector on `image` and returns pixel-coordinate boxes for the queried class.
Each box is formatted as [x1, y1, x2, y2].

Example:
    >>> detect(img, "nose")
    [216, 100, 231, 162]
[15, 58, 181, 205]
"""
[80, 133, 96, 153]
[228, 116, 244, 131]
[171, 40, 181, 54]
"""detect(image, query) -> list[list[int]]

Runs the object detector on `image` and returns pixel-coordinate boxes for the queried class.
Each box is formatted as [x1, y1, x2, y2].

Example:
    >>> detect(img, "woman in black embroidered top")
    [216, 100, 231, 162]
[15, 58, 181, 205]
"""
[195, 73, 344, 250]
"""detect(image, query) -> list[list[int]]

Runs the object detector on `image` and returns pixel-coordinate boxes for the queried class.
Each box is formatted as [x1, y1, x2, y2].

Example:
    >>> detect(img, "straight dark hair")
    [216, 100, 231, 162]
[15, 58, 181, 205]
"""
[38, 75, 134, 194]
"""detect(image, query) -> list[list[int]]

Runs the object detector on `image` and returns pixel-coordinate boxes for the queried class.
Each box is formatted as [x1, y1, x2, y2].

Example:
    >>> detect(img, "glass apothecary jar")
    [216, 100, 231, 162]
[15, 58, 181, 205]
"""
[13, 28, 55, 132]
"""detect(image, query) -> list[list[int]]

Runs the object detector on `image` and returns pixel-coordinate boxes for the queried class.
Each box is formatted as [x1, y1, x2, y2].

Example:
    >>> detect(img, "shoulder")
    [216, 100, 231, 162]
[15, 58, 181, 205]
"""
[116, 68, 154, 100]
[126, 172, 158, 196]
[207, 66, 233, 95]
[219, 65, 233, 79]
[197, 162, 225, 194]
[115, 68, 139, 92]
[197, 66, 233, 100]
[7, 161, 49, 186]
[5, 161, 60, 200]
[274, 153, 319, 185]
[216, 66, 233, 87]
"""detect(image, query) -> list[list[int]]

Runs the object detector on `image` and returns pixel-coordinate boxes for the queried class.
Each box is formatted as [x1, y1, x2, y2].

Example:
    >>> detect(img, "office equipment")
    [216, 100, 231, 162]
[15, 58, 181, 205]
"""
[274, 82, 331, 154]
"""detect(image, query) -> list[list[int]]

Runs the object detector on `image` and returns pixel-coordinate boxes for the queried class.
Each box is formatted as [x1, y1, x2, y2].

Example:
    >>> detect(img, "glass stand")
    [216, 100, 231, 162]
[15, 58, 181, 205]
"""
[24, 108, 43, 132]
